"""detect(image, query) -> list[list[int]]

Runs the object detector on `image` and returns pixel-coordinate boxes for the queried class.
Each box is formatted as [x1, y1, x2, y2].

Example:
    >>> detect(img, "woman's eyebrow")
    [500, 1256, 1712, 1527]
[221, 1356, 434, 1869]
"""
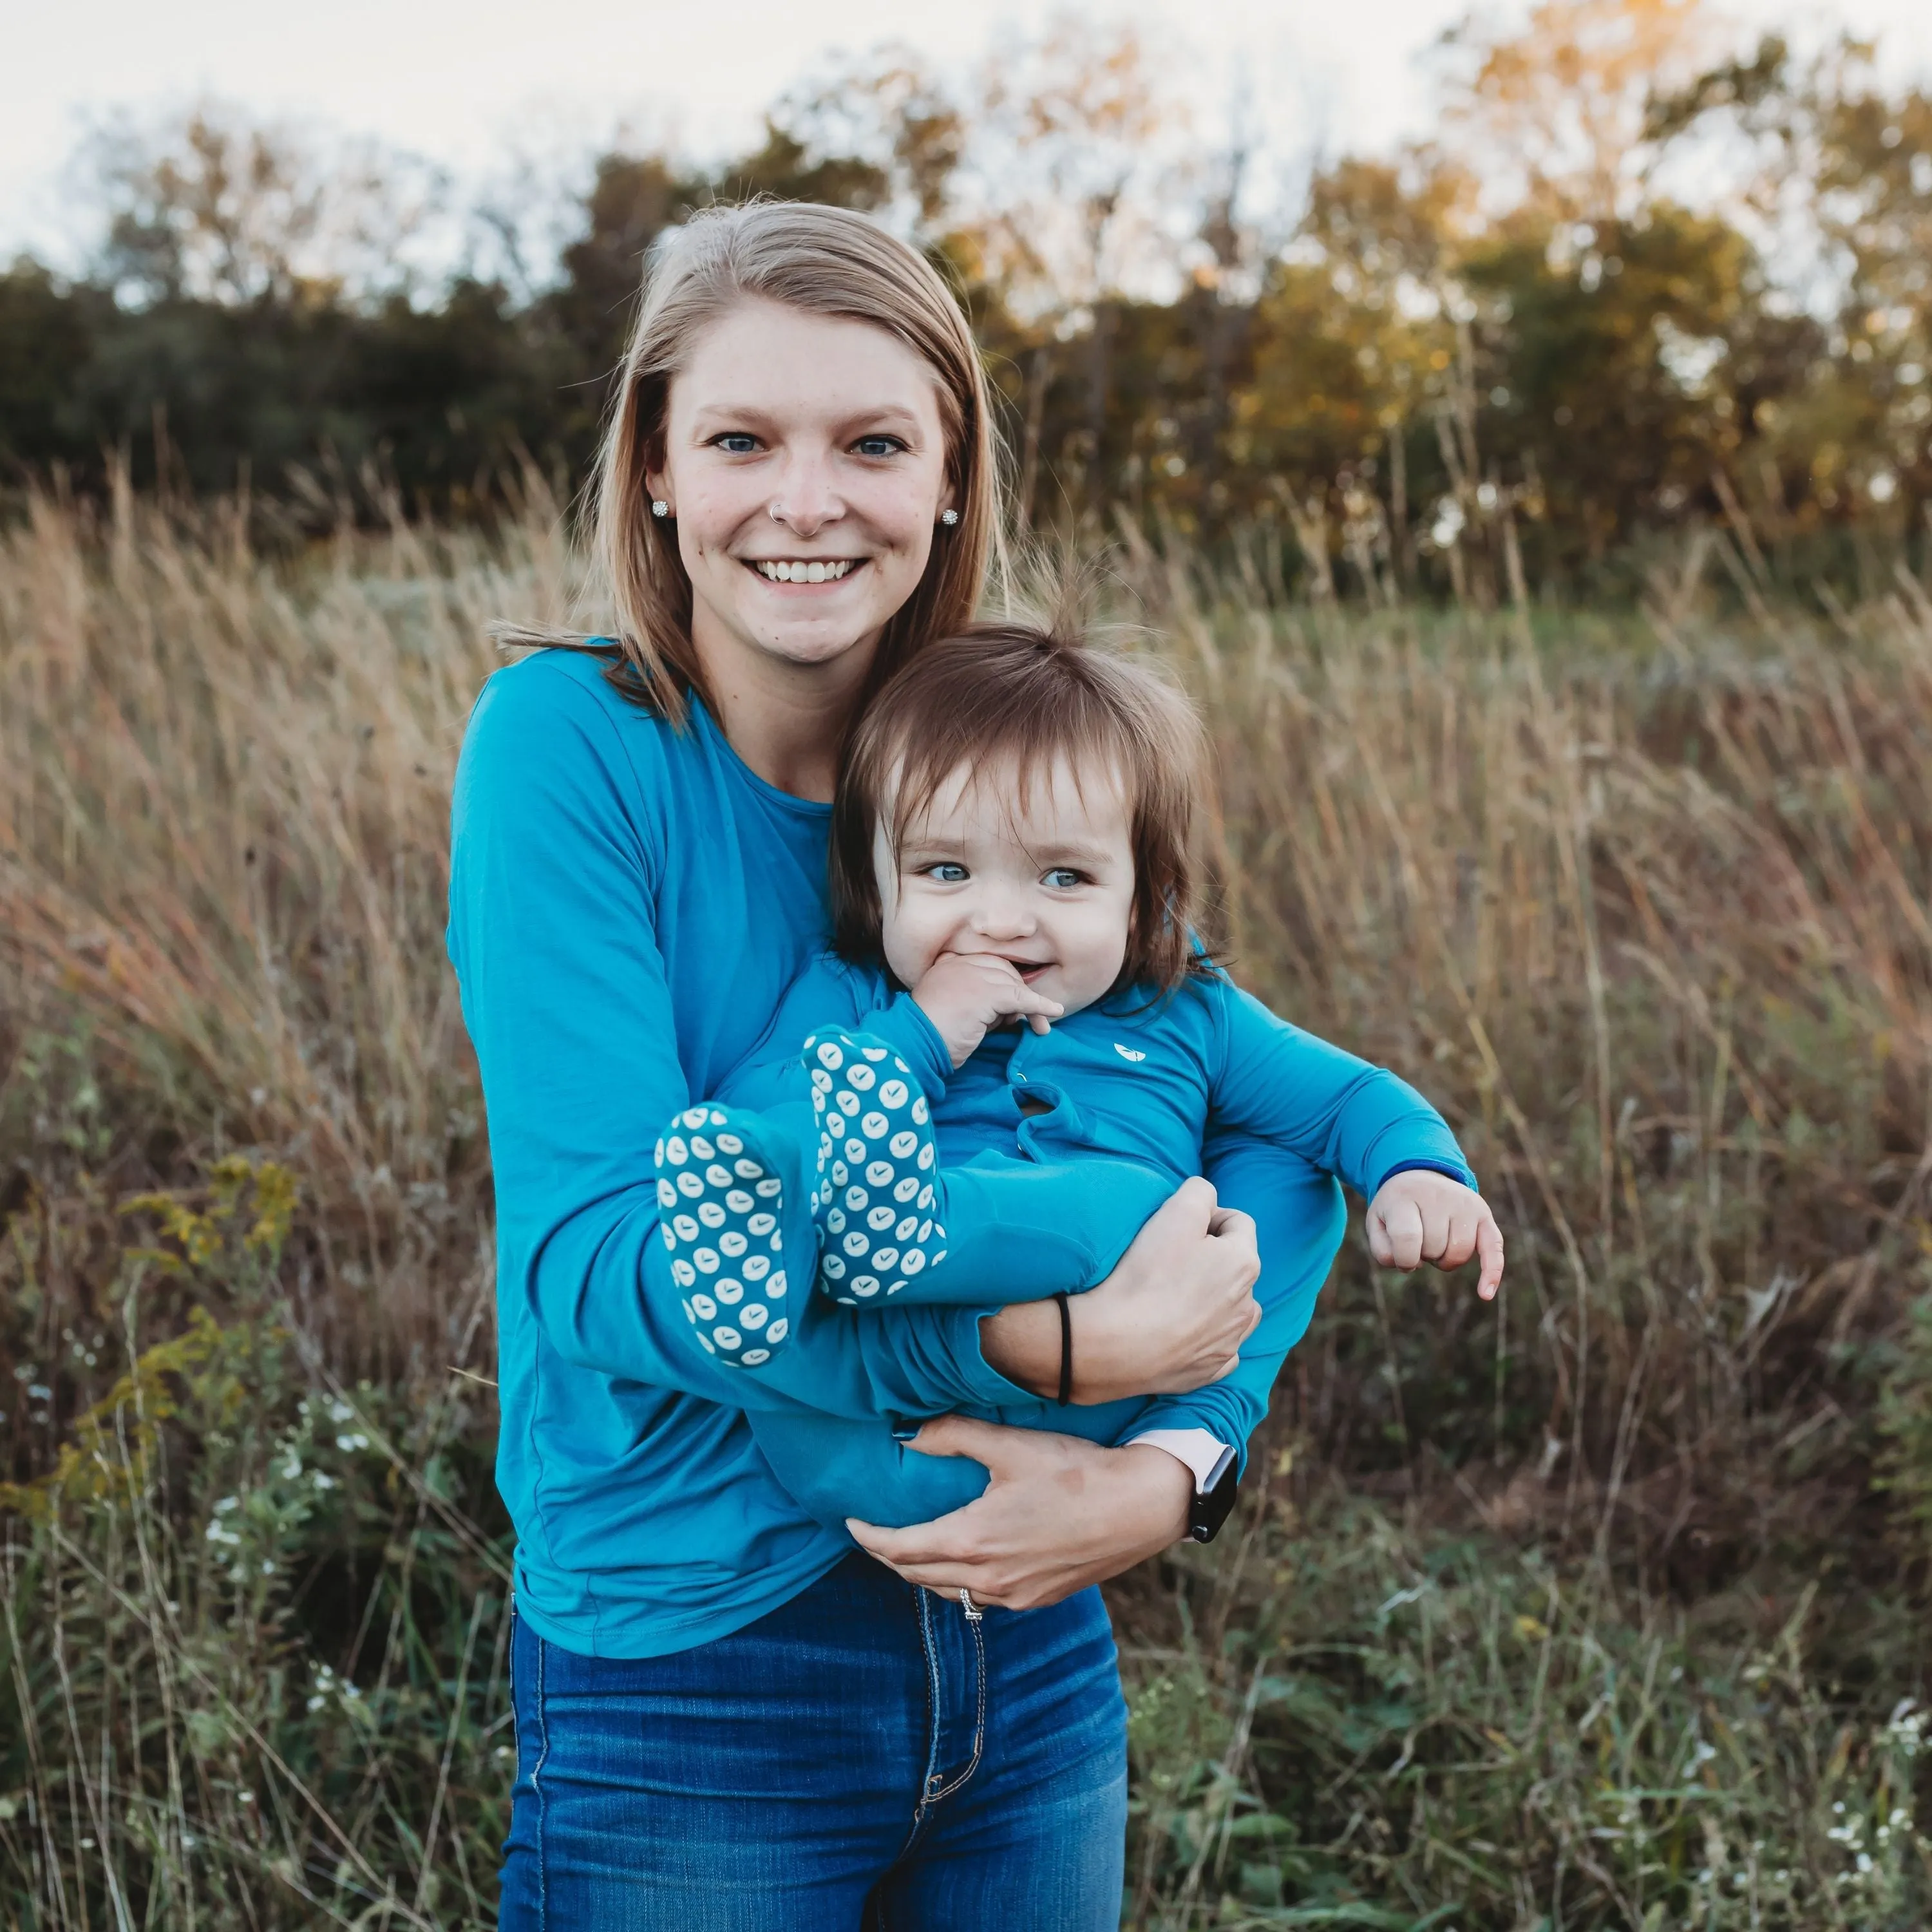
[686, 401, 782, 433]
[686, 402, 928, 436]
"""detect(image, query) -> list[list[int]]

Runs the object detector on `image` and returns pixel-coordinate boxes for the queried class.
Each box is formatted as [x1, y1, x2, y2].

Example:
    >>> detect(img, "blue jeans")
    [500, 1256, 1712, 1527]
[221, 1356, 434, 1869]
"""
[500, 1553, 1128, 1929]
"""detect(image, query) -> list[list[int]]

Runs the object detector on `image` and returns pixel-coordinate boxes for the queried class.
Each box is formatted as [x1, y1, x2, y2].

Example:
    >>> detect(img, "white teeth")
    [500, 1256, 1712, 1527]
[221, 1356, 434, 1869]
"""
[756, 560, 852, 583]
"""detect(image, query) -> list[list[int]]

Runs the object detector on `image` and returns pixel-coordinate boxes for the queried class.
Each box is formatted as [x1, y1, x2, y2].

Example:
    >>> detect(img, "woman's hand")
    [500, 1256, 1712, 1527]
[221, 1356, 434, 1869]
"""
[848, 1417, 1195, 1609]
[979, 1176, 1260, 1402]
[1367, 1170, 1506, 1300]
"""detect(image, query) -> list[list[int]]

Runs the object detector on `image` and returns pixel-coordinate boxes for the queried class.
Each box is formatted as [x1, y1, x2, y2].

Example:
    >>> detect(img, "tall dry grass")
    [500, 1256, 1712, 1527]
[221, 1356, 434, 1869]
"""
[1138, 535, 1932, 1582]
[1, 483, 581, 1376]
[3, 491, 1930, 1926]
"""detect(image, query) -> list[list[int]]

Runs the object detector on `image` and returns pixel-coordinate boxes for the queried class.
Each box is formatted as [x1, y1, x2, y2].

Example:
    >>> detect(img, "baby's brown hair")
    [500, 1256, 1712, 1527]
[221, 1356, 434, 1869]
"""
[829, 620, 1214, 995]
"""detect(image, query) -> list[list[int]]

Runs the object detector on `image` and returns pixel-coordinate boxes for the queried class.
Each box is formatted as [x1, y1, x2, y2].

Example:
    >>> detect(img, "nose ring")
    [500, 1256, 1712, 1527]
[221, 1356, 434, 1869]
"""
[768, 501, 786, 522]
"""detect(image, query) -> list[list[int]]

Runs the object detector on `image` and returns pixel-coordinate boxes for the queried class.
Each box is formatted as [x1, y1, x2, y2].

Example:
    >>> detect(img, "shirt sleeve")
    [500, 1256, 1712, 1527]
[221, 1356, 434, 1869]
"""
[712, 956, 868, 1113]
[853, 990, 954, 1099]
[1124, 1126, 1348, 1473]
[715, 959, 953, 1112]
[447, 664, 1026, 1421]
[1113, 980, 1473, 1470]
[1206, 980, 1477, 1197]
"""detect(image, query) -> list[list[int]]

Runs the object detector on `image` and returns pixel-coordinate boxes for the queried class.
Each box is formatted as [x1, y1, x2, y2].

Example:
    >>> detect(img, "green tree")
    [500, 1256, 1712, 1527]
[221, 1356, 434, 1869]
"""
[0, 265, 110, 477]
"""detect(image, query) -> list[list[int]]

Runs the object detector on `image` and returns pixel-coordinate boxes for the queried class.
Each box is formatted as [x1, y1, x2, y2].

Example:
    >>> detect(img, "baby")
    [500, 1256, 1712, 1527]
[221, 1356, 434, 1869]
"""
[654, 619, 1501, 1521]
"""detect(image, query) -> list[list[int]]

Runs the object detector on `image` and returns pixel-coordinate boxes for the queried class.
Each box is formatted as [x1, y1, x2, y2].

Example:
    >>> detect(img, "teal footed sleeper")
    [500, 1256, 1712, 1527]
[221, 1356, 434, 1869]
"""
[803, 1031, 948, 1301]
[697, 951, 1479, 1529]
[655, 1030, 949, 1367]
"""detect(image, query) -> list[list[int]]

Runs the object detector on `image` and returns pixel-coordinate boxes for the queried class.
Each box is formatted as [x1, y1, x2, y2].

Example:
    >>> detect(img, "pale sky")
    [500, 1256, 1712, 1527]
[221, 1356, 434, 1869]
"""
[6, 0, 1929, 272]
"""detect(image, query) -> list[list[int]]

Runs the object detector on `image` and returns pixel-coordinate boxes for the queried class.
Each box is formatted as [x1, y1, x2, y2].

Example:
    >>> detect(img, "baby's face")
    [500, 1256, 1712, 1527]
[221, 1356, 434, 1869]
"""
[875, 754, 1136, 1018]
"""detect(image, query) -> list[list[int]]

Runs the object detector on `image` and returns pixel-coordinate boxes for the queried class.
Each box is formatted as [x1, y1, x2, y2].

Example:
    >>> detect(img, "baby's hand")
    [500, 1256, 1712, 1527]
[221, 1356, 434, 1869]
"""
[1366, 1170, 1505, 1300]
[913, 952, 1066, 1068]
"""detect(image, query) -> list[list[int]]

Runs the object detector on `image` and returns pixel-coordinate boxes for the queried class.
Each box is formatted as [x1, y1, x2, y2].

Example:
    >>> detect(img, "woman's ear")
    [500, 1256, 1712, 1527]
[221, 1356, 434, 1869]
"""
[645, 468, 673, 517]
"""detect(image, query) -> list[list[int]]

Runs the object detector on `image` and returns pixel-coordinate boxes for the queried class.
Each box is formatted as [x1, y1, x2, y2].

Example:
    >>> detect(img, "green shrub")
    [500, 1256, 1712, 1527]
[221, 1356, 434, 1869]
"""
[0, 1161, 510, 1929]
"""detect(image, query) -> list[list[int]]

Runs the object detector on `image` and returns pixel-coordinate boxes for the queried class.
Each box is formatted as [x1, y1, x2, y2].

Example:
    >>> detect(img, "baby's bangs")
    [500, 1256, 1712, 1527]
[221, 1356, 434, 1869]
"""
[876, 699, 1142, 857]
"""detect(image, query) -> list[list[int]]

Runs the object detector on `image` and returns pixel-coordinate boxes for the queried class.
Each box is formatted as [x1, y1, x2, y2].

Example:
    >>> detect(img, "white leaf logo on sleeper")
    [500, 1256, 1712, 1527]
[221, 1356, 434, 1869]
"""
[1113, 1043, 1147, 1062]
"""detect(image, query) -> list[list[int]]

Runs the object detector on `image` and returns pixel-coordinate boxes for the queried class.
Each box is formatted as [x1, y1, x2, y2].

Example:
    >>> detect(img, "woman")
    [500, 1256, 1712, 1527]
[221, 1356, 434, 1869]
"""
[450, 200, 1349, 1929]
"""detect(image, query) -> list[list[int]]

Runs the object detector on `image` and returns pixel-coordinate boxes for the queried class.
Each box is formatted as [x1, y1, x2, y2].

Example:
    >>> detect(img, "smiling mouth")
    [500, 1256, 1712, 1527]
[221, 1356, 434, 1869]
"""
[745, 558, 862, 585]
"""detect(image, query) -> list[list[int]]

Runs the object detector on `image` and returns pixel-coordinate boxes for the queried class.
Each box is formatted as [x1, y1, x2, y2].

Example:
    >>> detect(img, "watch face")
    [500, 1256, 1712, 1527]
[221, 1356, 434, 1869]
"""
[1189, 1457, 1239, 1543]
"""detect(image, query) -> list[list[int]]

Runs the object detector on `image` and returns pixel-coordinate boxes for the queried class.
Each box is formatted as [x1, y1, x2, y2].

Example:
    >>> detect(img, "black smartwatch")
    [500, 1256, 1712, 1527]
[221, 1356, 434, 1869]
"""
[1188, 1443, 1240, 1544]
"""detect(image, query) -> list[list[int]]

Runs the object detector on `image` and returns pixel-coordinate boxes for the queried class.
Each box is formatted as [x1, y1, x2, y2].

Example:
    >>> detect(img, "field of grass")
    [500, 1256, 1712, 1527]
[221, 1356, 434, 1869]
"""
[2, 489, 1930, 1928]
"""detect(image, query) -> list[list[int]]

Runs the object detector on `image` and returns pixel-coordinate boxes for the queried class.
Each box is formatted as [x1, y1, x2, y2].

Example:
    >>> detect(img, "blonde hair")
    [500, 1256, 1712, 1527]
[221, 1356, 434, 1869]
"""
[830, 620, 1215, 996]
[518, 201, 1000, 724]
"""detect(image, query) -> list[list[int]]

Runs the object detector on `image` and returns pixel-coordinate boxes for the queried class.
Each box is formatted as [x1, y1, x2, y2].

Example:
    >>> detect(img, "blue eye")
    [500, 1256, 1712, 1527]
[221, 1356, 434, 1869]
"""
[1043, 867, 1084, 889]
[712, 433, 759, 455]
[923, 862, 969, 884]
[854, 435, 905, 459]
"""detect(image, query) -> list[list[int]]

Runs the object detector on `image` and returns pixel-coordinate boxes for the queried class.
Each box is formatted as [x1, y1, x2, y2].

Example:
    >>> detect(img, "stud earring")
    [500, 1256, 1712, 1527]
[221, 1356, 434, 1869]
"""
[940, 508, 959, 527]
[651, 500, 670, 518]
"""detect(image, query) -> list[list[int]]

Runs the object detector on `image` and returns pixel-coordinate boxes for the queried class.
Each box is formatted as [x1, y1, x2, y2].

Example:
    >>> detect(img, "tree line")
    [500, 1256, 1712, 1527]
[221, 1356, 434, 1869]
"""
[2, 0, 1928, 600]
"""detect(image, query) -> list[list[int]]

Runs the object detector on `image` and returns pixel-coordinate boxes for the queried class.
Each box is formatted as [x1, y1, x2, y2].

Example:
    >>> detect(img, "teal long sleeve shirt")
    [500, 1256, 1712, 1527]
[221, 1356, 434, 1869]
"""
[447, 648, 1432, 1656]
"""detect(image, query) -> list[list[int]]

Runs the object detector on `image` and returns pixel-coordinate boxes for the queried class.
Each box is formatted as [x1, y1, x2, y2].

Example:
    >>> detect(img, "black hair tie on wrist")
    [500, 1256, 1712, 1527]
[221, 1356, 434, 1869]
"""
[1054, 1291, 1072, 1406]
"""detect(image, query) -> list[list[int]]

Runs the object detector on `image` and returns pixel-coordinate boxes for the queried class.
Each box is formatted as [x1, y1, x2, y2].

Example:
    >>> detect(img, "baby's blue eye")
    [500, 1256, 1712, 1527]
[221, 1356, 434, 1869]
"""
[1043, 867, 1084, 889]
[923, 862, 969, 884]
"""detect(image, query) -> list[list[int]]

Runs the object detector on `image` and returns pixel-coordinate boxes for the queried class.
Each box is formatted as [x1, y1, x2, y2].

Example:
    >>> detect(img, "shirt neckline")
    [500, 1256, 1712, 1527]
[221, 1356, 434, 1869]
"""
[690, 694, 834, 820]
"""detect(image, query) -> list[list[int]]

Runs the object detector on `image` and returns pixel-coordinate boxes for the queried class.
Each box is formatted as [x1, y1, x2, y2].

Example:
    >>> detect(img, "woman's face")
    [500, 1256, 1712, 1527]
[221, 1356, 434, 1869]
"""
[649, 299, 957, 685]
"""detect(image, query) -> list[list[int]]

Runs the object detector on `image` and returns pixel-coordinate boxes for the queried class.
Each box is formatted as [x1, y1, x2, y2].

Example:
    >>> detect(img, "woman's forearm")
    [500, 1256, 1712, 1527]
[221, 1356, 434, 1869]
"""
[980, 1176, 1260, 1403]
[978, 1300, 1061, 1396]
[978, 1295, 1211, 1403]
[978, 1289, 1242, 1405]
